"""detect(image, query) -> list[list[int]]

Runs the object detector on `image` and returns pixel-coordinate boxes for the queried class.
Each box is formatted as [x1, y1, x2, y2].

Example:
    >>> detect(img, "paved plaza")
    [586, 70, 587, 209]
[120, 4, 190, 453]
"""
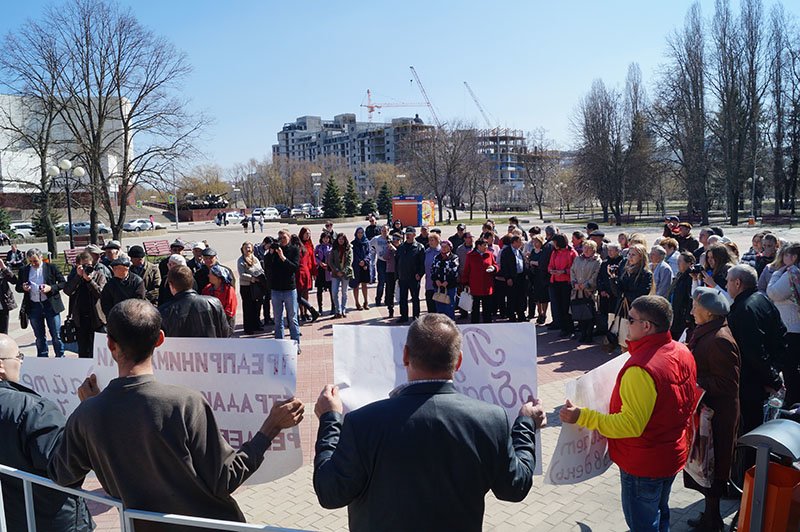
[8, 218, 796, 531]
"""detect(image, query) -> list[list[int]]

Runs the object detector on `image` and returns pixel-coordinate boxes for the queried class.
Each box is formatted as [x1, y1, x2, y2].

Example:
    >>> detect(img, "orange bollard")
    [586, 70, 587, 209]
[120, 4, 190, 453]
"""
[738, 462, 800, 531]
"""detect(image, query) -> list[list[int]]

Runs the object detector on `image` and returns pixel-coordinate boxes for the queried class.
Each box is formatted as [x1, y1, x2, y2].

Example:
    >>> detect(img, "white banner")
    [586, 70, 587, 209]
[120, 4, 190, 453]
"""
[333, 323, 541, 473]
[545, 353, 630, 485]
[92, 333, 300, 485]
[20, 357, 95, 417]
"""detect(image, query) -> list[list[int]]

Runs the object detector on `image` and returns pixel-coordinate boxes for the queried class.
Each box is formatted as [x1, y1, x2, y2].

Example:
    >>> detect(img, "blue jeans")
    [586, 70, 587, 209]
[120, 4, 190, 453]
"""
[271, 289, 300, 342]
[28, 301, 64, 357]
[434, 287, 457, 319]
[331, 277, 349, 315]
[375, 260, 387, 303]
[620, 470, 675, 532]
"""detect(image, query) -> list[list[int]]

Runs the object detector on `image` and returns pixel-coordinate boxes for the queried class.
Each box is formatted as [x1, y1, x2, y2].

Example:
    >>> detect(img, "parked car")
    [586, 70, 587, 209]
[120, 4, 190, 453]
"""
[311, 206, 325, 218]
[300, 203, 313, 214]
[123, 218, 164, 231]
[289, 207, 308, 218]
[10, 222, 35, 239]
[224, 211, 245, 224]
[63, 221, 111, 236]
[262, 207, 280, 220]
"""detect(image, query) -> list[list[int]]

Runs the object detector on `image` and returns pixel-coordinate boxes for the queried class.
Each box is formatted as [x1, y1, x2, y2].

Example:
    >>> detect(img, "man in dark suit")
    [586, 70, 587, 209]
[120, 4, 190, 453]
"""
[499, 235, 527, 321]
[313, 313, 545, 532]
[15, 248, 66, 357]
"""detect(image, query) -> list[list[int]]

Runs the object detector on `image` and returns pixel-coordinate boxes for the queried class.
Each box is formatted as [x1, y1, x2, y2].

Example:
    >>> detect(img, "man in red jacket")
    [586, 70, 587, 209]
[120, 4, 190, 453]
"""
[460, 238, 497, 323]
[560, 295, 697, 532]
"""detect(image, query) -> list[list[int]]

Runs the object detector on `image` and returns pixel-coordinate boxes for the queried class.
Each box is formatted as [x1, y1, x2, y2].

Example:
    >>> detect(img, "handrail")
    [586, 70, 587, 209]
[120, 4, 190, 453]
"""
[0, 464, 310, 532]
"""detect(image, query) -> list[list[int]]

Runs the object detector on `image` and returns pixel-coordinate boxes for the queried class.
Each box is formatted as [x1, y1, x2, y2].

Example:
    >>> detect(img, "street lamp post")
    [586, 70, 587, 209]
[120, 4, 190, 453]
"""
[311, 172, 322, 210]
[47, 159, 85, 249]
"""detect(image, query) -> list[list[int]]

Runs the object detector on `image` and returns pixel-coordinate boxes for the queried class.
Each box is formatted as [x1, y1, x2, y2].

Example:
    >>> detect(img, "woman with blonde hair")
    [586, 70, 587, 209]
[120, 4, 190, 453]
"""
[237, 241, 266, 334]
[611, 243, 653, 310]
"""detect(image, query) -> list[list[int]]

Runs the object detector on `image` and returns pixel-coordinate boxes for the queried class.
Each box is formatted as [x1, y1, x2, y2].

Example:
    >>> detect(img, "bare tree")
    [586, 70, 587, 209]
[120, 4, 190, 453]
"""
[519, 128, 560, 220]
[768, 4, 789, 214]
[52, 0, 204, 240]
[0, 19, 68, 253]
[651, 2, 713, 224]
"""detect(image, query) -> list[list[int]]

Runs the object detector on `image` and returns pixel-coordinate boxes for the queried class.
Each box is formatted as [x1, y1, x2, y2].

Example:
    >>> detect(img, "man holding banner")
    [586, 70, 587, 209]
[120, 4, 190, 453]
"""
[560, 295, 697, 532]
[313, 314, 545, 532]
[48, 300, 304, 532]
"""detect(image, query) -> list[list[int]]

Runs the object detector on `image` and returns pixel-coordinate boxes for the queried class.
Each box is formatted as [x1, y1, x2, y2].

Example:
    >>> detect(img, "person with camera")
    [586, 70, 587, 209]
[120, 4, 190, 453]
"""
[64, 251, 107, 358]
[263, 229, 301, 346]
[101, 256, 146, 317]
[16, 248, 67, 357]
[595, 243, 623, 337]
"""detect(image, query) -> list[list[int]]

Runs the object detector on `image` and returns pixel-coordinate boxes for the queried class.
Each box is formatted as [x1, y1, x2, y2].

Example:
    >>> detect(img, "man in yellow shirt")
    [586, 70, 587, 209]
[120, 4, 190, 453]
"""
[560, 295, 697, 532]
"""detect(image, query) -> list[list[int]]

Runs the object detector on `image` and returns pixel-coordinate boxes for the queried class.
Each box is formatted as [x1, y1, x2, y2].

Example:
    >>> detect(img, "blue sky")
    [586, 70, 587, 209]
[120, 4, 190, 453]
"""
[3, 1, 792, 170]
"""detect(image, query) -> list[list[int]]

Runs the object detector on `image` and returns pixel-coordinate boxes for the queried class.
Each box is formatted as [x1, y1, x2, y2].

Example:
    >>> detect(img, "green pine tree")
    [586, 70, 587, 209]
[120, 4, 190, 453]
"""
[360, 198, 377, 216]
[321, 177, 344, 219]
[0, 207, 11, 234]
[376, 182, 392, 215]
[343, 175, 359, 217]
[32, 206, 62, 238]
[397, 183, 406, 196]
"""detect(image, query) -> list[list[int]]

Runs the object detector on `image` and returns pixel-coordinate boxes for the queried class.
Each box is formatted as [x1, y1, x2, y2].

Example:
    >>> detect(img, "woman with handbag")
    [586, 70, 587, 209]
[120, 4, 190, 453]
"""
[314, 231, 335, 315]
[296, 228, 319, 323]
[351, 227, 371, 311]
[431, 239, 459, 319]
[0, 257, 18, 334]
[330, 233, 354, 318]
[684, 287, 740, 532]
[569, 240, 601, 343]
[202, 264, 238, 336]
[237, 241, 266, 334]
[608, 243, 653, 349]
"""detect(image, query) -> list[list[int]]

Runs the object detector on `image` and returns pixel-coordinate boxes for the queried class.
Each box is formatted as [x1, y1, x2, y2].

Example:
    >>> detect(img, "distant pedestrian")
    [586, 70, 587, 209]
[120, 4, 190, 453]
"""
[149, 214, 155, 230]
[258, 213, 264, 232]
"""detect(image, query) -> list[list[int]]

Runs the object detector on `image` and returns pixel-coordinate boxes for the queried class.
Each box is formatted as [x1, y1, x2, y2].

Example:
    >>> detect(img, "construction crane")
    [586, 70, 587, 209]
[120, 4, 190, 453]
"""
[463, 81, 496, 130]
[409, 66, 442, 128]
[360, 89, 426, 122]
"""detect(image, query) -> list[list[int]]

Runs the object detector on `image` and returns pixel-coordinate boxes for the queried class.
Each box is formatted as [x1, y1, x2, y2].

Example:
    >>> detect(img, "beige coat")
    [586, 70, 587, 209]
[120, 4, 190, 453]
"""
[570, 254, 601, 300]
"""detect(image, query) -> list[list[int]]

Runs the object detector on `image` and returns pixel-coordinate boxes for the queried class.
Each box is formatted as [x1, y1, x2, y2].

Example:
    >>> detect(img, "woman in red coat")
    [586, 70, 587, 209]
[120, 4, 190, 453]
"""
[295, 228, 318, 322]
[548, 233, 578, 337]
[459, 237, 497, 323]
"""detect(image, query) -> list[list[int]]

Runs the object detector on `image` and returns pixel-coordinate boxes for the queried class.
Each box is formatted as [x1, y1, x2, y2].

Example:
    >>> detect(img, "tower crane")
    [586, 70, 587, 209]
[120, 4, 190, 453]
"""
[463, 81, 496, 131]
[360, 89, 426, 122]
[409, 66, 442, 128]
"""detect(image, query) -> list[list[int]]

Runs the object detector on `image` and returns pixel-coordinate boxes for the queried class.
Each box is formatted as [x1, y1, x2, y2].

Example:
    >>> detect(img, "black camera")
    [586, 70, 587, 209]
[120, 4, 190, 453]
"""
[689, 264, 705, 274]
[608, 264, 619, 274]
[82, 264, 94, 274]
[270, 242, 280, 250]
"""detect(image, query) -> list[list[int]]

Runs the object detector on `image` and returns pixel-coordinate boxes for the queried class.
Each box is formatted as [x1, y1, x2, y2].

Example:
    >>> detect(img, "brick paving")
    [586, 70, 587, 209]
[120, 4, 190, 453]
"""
[4, 218, 778, 530]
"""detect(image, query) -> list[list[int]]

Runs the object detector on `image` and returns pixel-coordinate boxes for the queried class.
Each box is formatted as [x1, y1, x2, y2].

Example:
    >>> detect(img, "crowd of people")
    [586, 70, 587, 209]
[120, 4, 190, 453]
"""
[1, 213, 799, 531]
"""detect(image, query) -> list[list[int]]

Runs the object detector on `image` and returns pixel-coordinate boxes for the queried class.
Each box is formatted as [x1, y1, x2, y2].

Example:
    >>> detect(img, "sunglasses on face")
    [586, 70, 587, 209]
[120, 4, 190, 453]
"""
[628, 316, 656, 326]
[0, 352, 24, 362]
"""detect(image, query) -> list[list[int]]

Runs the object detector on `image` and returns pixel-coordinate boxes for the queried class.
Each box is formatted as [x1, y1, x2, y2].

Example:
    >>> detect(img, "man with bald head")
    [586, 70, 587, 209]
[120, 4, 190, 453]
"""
[0, 334, 92, 531]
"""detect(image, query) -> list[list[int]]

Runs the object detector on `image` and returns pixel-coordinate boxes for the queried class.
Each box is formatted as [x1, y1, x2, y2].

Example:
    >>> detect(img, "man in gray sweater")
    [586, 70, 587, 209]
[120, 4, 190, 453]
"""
[48, 299, 304, 531]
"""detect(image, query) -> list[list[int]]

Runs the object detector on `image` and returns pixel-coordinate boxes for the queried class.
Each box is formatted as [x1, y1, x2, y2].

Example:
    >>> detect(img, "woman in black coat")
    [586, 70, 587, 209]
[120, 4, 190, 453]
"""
[667, 251, 697, 341]
[685, 287, 740, 532]
[0, 257, 18, 334]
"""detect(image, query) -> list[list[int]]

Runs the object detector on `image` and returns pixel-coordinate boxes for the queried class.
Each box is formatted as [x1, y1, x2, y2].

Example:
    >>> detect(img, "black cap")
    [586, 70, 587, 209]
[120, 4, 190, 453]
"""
[110, 257, 131, 267]
[128, 245, 145, 258]
[201, 247, 217, 257]
[589, 230, 605, 238]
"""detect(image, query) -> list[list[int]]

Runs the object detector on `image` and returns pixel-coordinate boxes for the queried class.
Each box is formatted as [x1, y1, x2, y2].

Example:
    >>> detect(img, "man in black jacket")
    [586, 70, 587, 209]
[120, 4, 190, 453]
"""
[499, 235, 526, 321]
[727, 264, 786, 452]
[263, 230, 301, 345]
[313, 314, 545, 531]
[100, 257, 146, 316]
[0, 334, 92, 531]
[395, 227, 425, 323]
[129, 246, 161, 306]
[16, 248, 67, 357]
[64, 252, 107, 358]
[159, 266, 230, 338]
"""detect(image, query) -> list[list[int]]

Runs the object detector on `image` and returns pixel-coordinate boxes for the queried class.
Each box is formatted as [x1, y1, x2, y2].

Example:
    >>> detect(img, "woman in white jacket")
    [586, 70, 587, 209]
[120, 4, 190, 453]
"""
[766, 242, 800, 406]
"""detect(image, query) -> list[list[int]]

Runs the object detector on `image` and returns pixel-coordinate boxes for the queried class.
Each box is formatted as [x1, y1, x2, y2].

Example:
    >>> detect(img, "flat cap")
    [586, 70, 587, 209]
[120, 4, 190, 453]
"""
[201, 247, 217, 257]
[170, 239, 186, 248]
[589, 230, 605, 238]
[102, 240, 121, 250]
[192, 241, 206, 250]
[457, 223, 466, 230]
[404, 227, 416, 235]
[85, 244, 102, 255]
[692, 286, 730, 316]
[110, 256, 131, 267]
